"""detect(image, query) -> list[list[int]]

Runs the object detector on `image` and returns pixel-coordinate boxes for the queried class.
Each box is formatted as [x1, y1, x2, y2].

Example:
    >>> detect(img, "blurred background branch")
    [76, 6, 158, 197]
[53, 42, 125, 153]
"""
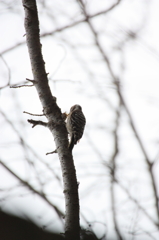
[0, 0, 159, 239]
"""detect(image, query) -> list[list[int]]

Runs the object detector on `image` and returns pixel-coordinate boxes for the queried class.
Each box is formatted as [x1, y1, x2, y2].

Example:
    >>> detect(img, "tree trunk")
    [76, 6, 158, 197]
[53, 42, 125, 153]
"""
[22, 0, 80, 239]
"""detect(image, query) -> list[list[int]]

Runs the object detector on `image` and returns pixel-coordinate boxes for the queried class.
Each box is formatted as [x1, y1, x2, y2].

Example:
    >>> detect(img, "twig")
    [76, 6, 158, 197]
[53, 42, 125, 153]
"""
[116, 179, 159, 227]
[0, 109, 62, 184]
[79, 0, 159, 223]
[109, 104, 123, 240]
[28, 119, 48, 128]
[1, 3, 123, 57]
[26, 78, 37, 84]
[23, 111, 44, 116]
[10, 84, 34, 88]
[10, 78, 37, 88]
[0, 54, 11, 89]
[0, 160, 64, 220]
[46, 148, 58, 155]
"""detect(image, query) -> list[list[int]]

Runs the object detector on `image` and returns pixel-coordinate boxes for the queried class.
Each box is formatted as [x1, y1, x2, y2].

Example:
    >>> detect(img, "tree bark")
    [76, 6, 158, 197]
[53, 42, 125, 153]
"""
[22, 0, 80, 239]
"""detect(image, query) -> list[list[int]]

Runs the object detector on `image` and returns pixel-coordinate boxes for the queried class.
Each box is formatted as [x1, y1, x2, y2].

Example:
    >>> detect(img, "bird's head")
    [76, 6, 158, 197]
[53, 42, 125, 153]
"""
[70, 104, 82, 112]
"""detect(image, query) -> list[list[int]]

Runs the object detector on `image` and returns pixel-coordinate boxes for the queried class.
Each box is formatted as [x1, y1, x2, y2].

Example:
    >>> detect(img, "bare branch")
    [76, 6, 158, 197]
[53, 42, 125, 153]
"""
[109, 104, 123, 240]
[22, 0, 80, 238]
[10, 84, 34, 88]
[0, 109, 62, 185]
[0, 54, 11, 89]
[0, 2, 122, 57]
[0, 42, 25, 56]
[46, 148, 58, 155]
[27, 119, 48, 128]
[0, 160, 64, 220]
[116, 180, 159, 228]
[23, 111, 44, 116]
[78, 0, 159, 224]
[10, 78, 37, 89]
[26, 78, 37, 84]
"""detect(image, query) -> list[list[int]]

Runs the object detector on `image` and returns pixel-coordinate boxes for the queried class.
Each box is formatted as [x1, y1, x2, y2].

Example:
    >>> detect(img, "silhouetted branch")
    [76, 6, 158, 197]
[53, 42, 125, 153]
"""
[23, 111, 44, 116]
[22, 0, 80, 238]
[1, 1, 122, 57]
[117, 180, 159, 228]
[0, 109, 62, 185]
[0, 160, 64, 220]
[28, 119, 48, 128]
[0, 54, 11, 89]
[78, 0, 159, 224]
[109, 104, 123, 240]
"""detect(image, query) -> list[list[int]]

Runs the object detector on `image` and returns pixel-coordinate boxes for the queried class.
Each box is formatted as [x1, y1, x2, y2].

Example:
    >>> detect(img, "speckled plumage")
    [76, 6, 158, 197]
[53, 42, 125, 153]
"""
[66, 105, 86, 151]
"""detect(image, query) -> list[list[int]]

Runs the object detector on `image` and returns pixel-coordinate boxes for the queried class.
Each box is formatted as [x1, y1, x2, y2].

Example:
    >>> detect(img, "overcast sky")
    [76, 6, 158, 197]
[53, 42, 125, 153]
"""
[1, 0, 159, 239]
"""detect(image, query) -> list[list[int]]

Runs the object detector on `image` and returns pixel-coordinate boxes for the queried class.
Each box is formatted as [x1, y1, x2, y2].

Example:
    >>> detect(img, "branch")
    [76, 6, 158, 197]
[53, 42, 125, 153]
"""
[22, 1, 80, 239]
[0, 54, 11, 89]
[28, 119, 48, 128]
[0, 160, 64, 220]
[86, 130, 158, 228]
[26, 78, 37, 84]
[23, 111, 44, 116]
[1, 2, 122, 57]
[116, 179, 159, 228]
[0, 109, 62, 184]
[78, 0, 159, 224]
[42, 0, 122, 38]
[109, 104, 123, 240]
[9, 78, 39, 89]
[46, 148, 58, 155]
[10, 84, 34, 88]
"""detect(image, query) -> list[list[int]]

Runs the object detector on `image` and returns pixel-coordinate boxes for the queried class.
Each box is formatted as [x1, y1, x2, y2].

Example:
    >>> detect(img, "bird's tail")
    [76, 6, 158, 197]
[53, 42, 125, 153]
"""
[69, 135, 75, 151]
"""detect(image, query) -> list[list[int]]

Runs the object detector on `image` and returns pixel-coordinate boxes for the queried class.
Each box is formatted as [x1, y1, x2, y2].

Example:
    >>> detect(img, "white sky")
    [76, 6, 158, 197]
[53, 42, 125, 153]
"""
[0, 0, 159, 239]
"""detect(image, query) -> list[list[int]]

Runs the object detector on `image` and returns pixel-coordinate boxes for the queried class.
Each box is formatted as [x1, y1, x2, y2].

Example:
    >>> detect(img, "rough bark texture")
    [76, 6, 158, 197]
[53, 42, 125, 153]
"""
[22, 0, 80, 239]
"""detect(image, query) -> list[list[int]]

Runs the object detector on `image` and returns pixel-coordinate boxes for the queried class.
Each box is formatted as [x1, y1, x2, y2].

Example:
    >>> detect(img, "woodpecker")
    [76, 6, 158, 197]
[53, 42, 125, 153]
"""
[66, 104, 86, 151]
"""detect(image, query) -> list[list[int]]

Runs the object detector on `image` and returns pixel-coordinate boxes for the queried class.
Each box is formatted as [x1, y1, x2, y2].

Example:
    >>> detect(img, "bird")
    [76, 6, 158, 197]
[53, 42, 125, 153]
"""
[66, 104, 86, 151]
